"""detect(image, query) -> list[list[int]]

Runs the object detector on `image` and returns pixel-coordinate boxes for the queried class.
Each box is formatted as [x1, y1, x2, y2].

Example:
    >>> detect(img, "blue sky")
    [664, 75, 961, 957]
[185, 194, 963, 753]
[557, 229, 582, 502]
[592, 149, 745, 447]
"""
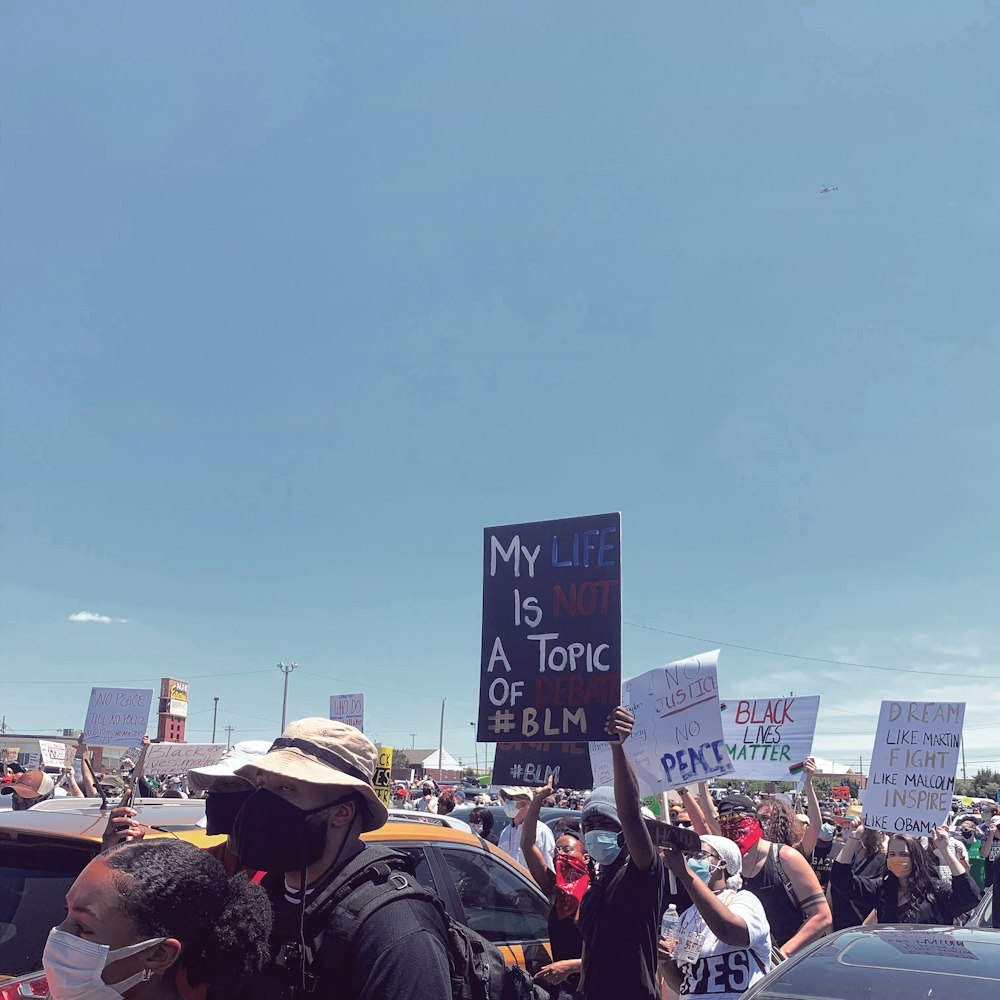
[2, 3, 998, 778]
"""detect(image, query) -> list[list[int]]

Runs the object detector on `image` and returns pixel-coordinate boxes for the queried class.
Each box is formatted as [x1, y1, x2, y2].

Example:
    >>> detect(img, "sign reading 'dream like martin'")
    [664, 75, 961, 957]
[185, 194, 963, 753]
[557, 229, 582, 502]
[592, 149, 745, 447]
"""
[589, 650, 734, 796]
[720, 696, 820, 781]
[83, 688, 154, 747]
[478, 513, 621, 743]
[861, 700, 965, 836]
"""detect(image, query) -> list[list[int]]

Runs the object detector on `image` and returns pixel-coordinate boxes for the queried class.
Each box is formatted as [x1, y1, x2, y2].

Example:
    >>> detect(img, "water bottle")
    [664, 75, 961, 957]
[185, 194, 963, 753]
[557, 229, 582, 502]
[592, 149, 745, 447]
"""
[660, 903, 680, 957]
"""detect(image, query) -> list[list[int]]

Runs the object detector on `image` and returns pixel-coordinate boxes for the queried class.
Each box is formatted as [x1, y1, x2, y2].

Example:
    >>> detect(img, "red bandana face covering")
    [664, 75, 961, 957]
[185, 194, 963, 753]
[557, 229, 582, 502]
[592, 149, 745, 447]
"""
[720, 815, 763, 855]
[554, 854, 590, 918]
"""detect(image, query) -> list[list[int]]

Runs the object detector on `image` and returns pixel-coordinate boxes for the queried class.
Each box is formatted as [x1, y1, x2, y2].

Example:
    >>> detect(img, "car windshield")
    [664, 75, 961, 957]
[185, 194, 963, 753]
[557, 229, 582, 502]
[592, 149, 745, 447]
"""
[0, 843, 94, 979]
[756, 930, 1000, 999]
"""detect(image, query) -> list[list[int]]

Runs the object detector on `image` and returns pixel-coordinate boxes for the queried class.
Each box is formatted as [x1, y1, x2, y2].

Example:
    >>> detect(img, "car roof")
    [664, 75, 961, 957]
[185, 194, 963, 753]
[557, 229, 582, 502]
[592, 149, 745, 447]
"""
[747, 925, 1000, 999]
[0, 797, 225, 849]
[0, 798, 534, 878]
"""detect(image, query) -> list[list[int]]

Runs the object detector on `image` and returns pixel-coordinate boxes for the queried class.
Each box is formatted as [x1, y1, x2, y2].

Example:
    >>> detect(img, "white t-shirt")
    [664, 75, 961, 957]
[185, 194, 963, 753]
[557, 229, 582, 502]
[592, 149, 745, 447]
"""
[417, 795, 439, 814]
[675, 889, 771, 998]
[498, 819, 555, 872]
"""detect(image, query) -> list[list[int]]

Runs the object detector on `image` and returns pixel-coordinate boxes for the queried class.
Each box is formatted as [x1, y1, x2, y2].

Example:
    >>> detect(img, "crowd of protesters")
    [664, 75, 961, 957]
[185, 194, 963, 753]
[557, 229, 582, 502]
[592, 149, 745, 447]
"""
[13, 712, 990, 1000]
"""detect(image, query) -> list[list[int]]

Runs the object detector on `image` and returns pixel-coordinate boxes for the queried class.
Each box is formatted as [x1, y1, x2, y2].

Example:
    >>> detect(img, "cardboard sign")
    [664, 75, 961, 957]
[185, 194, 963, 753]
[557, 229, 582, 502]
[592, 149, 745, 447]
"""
[589, 650, 734, 795]
[142, 743, 228, 773]
[374, 747, 393, 806]
[478, 513, 621, 743]
[1, 747, 21, 763]
[861, 701, 964, 836]
[330, 693, 364, 731]
[38, 740, 70, 769]
[880, 931, 978, 961]
[831, 785, 851, 800]
[83, 688, 154, 747]
[720, 696, 819, 780]
[491, 741, 593, 790]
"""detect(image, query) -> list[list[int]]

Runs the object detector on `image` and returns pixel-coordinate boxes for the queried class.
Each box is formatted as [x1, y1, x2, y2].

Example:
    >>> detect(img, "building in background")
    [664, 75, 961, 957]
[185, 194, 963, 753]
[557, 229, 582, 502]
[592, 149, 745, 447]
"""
[157, 678, 188, 743]
[404, 747, 464, 782]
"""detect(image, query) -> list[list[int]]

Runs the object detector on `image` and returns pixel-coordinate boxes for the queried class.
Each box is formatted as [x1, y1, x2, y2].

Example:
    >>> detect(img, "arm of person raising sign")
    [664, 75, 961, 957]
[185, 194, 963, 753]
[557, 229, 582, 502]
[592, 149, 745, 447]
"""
[799, 757, 821, 856]
[606, 706, 656, 873]
[521, 776, 557, 898]
[829, 819, 882, 913]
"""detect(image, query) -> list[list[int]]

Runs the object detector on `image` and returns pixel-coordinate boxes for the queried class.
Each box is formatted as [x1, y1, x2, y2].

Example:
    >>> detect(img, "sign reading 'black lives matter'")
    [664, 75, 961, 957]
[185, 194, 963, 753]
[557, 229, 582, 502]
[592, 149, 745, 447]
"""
[477, 513, 621, 743]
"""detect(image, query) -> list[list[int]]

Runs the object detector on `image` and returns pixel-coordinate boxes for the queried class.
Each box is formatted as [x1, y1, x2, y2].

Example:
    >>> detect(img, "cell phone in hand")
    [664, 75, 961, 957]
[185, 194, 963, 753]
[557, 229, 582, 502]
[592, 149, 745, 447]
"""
[646, 818, 702, 854]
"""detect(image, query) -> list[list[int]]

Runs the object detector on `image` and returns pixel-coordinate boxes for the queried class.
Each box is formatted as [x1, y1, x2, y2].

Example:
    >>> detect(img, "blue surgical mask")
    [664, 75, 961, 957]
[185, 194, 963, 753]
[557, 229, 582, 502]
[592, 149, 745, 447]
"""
[584, 830, 622, 865]
[688, 857, 713, 884]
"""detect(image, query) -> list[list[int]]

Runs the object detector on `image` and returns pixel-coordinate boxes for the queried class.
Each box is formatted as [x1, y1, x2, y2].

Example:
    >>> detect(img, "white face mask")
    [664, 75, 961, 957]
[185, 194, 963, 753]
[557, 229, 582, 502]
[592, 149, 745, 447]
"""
[42, 927, 165, 1000]
[502, 799, 522, 819]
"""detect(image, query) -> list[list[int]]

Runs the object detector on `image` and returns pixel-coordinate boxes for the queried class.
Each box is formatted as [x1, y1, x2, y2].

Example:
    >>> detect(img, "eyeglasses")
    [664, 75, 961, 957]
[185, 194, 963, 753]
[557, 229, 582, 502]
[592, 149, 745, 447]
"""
[551, 844, 581, 858]
[692, 851, 720, 862]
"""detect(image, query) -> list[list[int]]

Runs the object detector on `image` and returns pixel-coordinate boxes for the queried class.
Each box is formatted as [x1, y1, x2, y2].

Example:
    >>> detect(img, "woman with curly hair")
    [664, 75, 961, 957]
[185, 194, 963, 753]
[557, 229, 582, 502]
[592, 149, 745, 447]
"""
[757, 798, 816, 858]
[43, 838, 272, 1000]
[830, 820, 980, 924]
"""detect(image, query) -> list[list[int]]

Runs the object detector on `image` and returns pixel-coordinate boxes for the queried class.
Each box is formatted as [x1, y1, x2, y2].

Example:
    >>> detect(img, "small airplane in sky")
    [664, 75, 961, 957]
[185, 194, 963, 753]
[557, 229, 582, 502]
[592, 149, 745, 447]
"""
[820, 186, 839, 194]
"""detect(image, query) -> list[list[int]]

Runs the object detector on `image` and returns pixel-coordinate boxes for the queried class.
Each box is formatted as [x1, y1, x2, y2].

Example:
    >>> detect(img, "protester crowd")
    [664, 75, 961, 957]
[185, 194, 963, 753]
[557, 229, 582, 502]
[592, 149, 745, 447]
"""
[12, 712, 993, 1000]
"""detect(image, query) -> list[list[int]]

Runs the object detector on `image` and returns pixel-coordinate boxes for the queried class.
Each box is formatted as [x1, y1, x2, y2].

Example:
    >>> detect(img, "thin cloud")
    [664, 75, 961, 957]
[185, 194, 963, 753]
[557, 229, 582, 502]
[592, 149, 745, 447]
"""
[68, 611, 128, 624]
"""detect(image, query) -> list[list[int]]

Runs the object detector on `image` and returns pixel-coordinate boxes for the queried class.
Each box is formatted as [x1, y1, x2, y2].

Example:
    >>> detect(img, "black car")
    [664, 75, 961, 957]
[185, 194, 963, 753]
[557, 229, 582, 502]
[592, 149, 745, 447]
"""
[963, 885, 994, 929]
[744, 925, 1000, 1000]
[450, 804, 583, 842]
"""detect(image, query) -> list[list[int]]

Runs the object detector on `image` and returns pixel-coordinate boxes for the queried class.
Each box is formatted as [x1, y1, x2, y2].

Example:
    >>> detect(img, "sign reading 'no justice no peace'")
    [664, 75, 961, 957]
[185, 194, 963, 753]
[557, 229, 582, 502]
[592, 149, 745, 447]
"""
[478, 512, 621, 743]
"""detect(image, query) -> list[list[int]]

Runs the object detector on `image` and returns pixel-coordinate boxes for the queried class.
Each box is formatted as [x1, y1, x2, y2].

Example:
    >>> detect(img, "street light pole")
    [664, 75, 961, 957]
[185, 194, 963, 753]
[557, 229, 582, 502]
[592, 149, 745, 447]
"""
[211, 697, 219, 743]
[437, 699, 446, 781]
[470, 722, 478, 775]
[277, 662, 298, 732]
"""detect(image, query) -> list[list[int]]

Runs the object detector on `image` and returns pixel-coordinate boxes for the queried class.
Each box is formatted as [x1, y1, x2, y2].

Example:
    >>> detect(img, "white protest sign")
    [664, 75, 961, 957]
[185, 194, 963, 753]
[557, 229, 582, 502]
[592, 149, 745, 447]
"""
[82, 688, 154, 747]
[589, 650, 734, 795]
[142, 743, 228, 773]
[720, 696, 820, 780]
[38, 740, 70, 769]
[861, 701, 964, 836]
[25, 753, 41, 770]
[330, 693, 364, 731]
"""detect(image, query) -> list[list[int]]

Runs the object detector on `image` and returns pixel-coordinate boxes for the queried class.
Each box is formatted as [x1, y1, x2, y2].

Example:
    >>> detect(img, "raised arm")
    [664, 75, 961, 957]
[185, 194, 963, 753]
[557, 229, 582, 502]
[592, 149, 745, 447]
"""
[520, 777, 556, 897]
[778, 844, 832, 955]
[799, 758, 821, 856]
[696, 781, 721, 835]
[676, 786, 710, 835]
[606, 707, 656, 873]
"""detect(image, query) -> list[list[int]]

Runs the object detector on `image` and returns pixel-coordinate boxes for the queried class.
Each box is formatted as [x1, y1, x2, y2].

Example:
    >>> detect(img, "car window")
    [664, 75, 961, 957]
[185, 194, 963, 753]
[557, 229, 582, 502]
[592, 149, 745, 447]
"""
[391, 845, 436, 892]
[0, 844, 93, 978]
[441, 847, 548, 944]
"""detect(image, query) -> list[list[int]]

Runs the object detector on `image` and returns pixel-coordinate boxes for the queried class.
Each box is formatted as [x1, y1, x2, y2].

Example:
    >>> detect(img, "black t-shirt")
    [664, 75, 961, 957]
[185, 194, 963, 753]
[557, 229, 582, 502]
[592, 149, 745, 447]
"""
[810, 839, 834, 888]
[578, 852, 664, 1000]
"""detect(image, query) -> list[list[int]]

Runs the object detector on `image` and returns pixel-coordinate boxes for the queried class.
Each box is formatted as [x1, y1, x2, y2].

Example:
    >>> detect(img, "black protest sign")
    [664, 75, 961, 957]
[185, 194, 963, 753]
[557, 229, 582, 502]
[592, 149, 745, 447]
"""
[492, 741, 594, 790]
[478, 512, 621, 743]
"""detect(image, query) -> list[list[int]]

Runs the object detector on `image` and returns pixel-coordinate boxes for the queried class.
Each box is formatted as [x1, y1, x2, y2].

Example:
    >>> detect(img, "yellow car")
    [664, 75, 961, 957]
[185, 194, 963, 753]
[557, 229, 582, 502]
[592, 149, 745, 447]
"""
[0, 799, 553, 996]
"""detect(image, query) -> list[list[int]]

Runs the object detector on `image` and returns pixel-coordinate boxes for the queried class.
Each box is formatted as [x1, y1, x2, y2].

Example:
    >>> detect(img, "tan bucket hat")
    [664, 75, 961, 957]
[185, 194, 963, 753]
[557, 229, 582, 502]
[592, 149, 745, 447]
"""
[234, 718, 388, 832]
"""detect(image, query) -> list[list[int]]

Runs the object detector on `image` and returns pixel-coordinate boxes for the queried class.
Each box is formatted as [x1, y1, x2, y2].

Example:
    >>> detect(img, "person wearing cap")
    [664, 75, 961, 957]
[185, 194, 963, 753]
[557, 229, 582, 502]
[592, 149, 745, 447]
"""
[716, 794, 831, 958]
[576, 707, 664, 1000]
[658, 834, 771, 998]
[231, 718, 452, 1000]
[0, 769, 56, 811]
[497, 784, 556, 872]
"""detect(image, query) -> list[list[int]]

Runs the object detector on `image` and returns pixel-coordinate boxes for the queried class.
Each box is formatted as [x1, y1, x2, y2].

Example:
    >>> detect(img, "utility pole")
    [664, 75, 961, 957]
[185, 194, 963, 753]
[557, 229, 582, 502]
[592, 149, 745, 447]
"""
[211, 697, 219, 743]
[470, 722, 478, 774]
[961, 736, 967, 780]
[277, 662, 298, 732]
[410, 734, 416, 749]
[223, 725, 235, 749]
[437, 699, 446, 781]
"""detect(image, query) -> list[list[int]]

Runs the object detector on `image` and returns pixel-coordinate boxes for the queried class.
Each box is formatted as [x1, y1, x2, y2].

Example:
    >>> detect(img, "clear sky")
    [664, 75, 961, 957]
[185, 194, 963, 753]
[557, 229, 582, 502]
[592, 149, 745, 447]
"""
[2, 3, 998, 779]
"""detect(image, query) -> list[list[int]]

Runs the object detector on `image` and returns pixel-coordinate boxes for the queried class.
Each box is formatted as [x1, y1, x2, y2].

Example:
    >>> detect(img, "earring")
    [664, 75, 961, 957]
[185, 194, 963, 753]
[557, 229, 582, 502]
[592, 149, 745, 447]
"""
[141, 969, 153, 982]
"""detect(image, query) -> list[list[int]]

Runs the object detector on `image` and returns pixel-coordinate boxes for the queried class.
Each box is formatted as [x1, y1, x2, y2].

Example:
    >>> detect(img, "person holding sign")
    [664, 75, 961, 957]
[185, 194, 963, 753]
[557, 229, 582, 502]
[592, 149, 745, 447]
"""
[716, 795, 831, 957]
[657, 835, 771, 999]
[830, 820, 980, 924]
[521, 776, 590, 993]
[576, 707, 664, 1000]
[981, 814, 1000, 929]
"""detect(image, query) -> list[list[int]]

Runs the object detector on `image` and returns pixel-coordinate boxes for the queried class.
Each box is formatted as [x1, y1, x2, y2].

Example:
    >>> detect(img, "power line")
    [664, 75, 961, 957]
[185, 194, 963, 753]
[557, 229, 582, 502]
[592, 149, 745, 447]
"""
[624, 621, 996, 680]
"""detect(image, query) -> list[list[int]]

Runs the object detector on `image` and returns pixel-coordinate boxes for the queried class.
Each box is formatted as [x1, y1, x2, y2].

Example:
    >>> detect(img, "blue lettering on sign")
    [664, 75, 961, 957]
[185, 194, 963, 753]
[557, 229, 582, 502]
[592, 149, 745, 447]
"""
[551, 526, 617, 569]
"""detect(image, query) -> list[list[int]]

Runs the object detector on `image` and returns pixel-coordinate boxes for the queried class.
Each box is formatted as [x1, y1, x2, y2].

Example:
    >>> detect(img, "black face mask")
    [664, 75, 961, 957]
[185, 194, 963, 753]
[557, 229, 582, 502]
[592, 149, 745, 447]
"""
[231, 787, 355, 873]
[204, 789, 255, 836]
